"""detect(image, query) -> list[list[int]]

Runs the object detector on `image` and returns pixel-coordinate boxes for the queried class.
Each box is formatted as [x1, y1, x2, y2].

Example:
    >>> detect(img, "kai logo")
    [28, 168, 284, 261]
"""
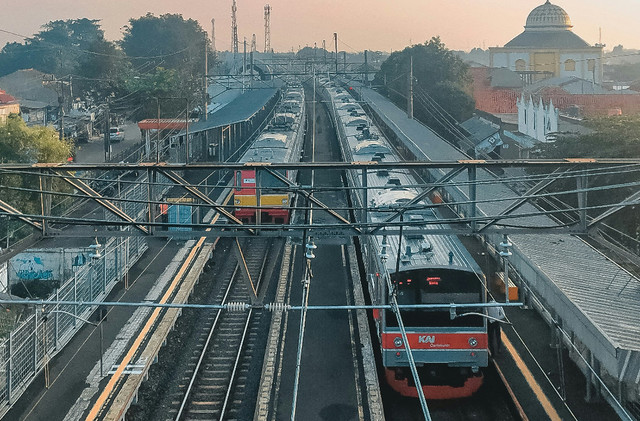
[418, 335, 435, 344]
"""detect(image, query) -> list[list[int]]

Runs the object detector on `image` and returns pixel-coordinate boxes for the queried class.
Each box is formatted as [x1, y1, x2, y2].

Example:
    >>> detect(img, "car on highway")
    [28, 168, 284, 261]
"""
[109, 127, 125, 142]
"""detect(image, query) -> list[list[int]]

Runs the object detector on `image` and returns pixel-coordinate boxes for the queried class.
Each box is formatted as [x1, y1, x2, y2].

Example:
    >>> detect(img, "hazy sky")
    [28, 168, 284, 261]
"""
[1, 1, 638, 53]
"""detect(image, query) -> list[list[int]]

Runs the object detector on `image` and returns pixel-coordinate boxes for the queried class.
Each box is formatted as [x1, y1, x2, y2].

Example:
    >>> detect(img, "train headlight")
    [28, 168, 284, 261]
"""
[468, 337, 478, 348]
[282, 198, 288, 204]
[393, 337, 403, 348]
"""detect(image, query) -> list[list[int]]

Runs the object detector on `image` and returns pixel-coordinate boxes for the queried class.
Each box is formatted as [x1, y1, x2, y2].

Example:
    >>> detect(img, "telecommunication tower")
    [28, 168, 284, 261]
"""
[231, 0, 239, 54]
[264, 4, 271, 53]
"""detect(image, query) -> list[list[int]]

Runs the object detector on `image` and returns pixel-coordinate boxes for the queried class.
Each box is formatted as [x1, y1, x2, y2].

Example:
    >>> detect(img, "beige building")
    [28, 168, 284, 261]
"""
[0, 90, 20, 125]
[490, 1, 603, 84]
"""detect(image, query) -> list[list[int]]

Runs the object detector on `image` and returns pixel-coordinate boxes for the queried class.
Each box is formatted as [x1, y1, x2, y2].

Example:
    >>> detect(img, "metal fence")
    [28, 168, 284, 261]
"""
[0, 174, 151, 415]
[0, 235, 147, 411]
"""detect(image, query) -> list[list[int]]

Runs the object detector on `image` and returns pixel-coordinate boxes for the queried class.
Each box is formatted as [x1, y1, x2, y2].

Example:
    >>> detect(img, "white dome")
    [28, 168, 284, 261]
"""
[525, 1, 572, 31]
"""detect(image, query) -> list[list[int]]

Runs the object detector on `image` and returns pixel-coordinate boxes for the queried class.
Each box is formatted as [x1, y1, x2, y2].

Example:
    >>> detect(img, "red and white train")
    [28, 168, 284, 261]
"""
[321, 78, 489, 399]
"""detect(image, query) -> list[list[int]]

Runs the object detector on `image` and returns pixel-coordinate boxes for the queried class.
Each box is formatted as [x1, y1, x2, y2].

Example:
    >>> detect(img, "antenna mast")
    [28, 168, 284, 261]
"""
[264, 4, 271, 53]
[231, 0, 239, 55]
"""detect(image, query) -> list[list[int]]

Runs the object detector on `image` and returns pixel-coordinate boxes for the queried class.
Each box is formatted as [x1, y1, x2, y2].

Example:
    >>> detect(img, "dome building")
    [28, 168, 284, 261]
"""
[489, 1, 603, 84]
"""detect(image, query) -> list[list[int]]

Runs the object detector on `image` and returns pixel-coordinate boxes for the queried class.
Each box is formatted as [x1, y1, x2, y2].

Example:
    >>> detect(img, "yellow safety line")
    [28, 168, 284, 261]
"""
[501, 331, 562, 421]
[86, 194, 229, 420]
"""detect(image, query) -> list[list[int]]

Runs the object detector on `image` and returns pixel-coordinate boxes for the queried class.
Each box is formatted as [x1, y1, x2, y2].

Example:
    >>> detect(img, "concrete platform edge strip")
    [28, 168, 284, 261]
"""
[348, 243, 385, 421]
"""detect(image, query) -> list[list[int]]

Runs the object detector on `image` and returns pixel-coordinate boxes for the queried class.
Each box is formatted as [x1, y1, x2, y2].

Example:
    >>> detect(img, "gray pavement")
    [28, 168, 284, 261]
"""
[75, 123, 141, 163]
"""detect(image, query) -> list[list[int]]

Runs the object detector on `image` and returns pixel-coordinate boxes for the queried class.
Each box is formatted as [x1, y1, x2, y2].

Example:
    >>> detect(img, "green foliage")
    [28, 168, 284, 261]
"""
[0, 115, 72, 214]
[0, 19, 114, 76]
[120, 13, 215, 119]
[537, 116, 640, 159]
[0, 14, 215, 116]
[0, 19, 124, 100]
[119, 67, 185, 120]
[535, 116, 640, 234]
[0, 114, 72, 163]
[375, 37, 475, 141]
[121, 13, 213, 78]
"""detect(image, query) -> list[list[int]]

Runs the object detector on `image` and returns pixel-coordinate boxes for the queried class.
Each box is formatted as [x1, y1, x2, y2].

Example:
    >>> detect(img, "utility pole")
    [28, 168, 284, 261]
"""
[103, 103, 111, 162]
[364, 50, 369, 85]
[204, 29, 209, 122]
[250, 36, 255, 88]
[185, 98, 189, 164]
[343, 51, 347, 73]
[334, 33, 338, 74]
[243, 38, 247, 93]
[156, 99, 160, 163]
[322, 39, 327, 67]
[408, 56, 414, 119]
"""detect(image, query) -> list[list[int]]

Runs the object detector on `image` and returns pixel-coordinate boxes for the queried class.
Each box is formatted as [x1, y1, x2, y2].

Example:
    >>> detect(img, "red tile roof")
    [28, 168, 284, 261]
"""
[0, 90, 17, 104]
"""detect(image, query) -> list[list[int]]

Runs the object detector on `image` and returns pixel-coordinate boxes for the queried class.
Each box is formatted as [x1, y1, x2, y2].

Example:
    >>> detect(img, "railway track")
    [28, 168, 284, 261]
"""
[168, 237, 280, 421]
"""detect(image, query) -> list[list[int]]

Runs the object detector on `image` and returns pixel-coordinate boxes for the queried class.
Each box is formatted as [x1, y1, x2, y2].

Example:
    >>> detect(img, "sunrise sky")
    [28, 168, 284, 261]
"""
[1, 1, 638, 53]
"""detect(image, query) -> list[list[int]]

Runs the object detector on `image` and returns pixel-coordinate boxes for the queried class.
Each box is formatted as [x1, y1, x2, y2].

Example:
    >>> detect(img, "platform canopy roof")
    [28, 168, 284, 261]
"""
[184, 86, 281, 136]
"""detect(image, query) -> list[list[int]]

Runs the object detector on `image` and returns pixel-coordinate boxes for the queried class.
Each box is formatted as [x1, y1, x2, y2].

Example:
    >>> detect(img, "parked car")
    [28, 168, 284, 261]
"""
[109, 127, 125, 142]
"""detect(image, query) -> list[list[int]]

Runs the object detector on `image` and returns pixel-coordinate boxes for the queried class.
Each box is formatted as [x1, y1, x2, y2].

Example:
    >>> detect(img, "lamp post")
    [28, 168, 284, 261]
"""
[499, 235, 513, 303]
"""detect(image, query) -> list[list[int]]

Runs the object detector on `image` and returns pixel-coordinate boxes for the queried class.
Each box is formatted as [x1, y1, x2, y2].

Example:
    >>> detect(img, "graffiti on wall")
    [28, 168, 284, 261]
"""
[14, 256, 54, 281]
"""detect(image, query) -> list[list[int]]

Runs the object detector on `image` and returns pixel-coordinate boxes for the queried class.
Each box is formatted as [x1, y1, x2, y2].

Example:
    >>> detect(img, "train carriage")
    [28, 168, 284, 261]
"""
[233, 87, 306, 224]
[320, 79, 489, 399]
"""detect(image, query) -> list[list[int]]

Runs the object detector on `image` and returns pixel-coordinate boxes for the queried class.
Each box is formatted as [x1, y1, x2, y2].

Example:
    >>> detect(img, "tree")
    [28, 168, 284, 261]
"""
[0, 114, 72, 215]
[0, 114, 71, 163]
[534, 115, 640, 237]
[375, 37, 475, 142]
[120, 13, 215, 119]
[0, 19, 119, 77]
[0, 19, 124, 102]
[121, 13, 213, 78]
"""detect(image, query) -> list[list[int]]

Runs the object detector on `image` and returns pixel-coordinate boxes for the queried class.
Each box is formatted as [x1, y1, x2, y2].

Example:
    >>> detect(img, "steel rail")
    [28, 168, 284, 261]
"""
[174, 265, 239, 420]
[219, 241, 271, 420]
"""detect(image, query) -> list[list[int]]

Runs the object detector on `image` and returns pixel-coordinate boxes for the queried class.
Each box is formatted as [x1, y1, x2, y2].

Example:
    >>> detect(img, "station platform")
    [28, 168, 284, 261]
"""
[462, 237, 620, 421]
[3, 237, 185, 421]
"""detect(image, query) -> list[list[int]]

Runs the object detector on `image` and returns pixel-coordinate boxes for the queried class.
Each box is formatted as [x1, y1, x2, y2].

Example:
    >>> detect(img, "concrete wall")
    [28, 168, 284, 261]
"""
[8, 247, 88, 284]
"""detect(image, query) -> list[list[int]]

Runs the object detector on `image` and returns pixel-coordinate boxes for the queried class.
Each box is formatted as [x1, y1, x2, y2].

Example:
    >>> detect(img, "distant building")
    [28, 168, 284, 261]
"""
[0, 69, 60, 126]
[517, 95, 558, 142]
[0, 90, 20, 125]
[460, 115, 503, 156]
[490, 1, 604, 84]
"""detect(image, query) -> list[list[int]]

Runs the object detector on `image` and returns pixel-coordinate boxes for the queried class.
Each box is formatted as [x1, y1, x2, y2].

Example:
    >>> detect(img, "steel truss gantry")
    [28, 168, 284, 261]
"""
[1, 159, 640, 241]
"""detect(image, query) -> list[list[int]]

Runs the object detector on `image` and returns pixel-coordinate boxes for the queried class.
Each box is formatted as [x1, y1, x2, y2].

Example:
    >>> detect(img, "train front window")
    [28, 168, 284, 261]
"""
[387, 269, 484, 328]
[260, 169, 288, 192]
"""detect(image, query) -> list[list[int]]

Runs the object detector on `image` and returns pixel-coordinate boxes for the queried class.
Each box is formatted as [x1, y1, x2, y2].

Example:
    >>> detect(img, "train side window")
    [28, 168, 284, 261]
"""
[235, 171, 242, 191]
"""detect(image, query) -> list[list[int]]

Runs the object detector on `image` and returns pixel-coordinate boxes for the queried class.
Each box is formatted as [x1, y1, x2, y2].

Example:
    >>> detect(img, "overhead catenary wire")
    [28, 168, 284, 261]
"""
[0, 28, 192, 60]
[3, 173, 640, 219]
[2, 161, 639, 199]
